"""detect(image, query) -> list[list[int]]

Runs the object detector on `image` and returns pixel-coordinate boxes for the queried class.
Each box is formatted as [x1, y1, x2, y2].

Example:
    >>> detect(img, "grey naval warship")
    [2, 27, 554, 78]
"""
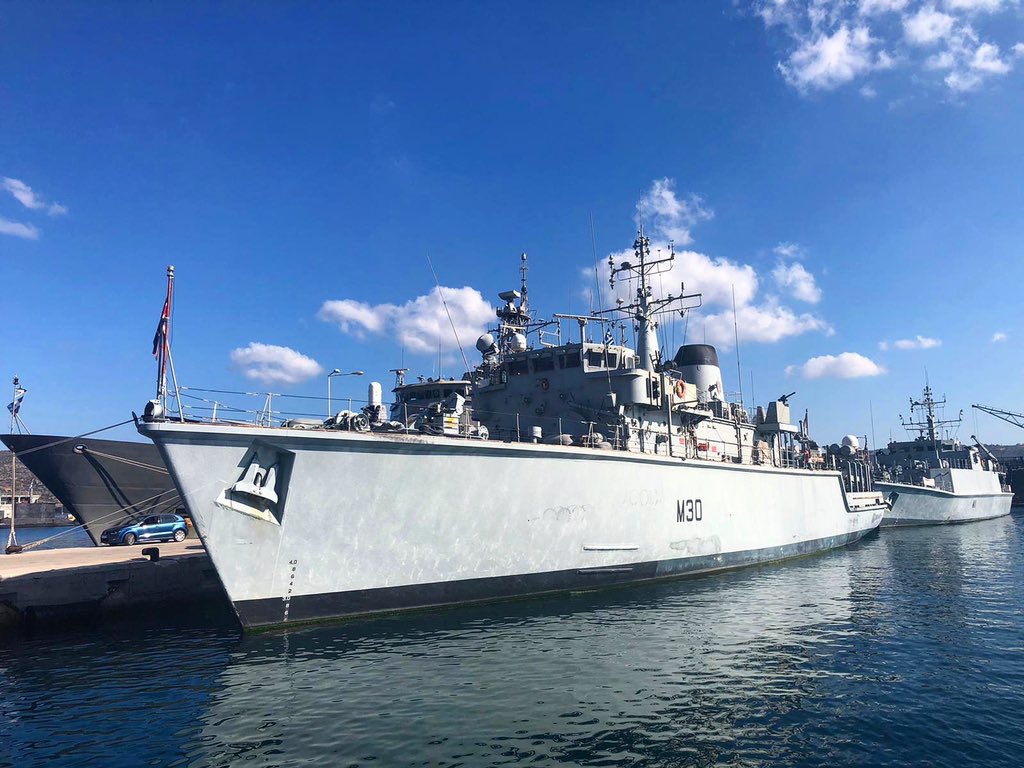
[139, 233, 887, 630]
[1, 433, 185, 546]
[874, 386, 1012, 526]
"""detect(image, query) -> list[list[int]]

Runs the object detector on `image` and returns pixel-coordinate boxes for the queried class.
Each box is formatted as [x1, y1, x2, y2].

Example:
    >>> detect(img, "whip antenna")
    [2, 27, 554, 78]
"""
[426, 252, 472, 373]
[732, 285, 744, 410]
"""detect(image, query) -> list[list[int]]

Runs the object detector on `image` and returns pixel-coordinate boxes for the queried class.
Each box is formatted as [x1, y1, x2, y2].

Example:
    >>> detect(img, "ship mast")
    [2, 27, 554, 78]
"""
[597, 227, 701, 372]
[492, 254, 534, 357]
[900, 385, 961, 445]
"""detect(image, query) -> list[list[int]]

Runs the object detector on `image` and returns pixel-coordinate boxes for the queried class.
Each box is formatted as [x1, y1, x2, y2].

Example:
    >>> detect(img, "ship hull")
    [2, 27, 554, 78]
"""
[2, 433, 184, 546]
[140, 422, 885, 629]
[877, 481, 1012, 527]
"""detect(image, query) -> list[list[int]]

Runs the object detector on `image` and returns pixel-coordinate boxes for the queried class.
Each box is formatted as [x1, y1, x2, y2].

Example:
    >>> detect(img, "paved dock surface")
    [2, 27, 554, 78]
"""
[0, 541, 204, 578]
[0, 542, 227, 629]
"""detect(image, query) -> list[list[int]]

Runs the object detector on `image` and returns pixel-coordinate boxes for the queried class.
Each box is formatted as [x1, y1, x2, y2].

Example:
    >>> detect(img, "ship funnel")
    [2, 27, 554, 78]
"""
[674, 344, 725, 403]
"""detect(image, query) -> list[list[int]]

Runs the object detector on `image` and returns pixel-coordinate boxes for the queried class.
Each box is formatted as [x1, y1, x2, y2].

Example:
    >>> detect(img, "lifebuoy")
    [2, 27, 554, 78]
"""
[674, 380, 686, 399]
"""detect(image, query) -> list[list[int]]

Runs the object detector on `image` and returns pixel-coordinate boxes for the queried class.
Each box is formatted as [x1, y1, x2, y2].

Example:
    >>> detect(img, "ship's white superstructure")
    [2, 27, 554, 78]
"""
[875, 386, 1012, 526]
[140, 235, 886, 629]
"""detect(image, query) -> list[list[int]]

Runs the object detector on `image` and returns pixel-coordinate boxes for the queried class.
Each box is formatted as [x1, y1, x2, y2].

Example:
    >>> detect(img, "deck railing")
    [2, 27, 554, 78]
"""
[162, 386, 869, 476]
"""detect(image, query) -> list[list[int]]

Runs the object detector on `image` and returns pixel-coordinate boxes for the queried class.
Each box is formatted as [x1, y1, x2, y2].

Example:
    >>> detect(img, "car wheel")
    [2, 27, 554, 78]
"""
[123, 532, 137, 546]
[173, 529, 186, 542]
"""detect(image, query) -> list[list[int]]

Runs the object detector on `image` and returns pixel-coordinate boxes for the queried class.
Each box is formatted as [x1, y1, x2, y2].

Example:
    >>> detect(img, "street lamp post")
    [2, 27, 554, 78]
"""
[327, 369, 364, 416]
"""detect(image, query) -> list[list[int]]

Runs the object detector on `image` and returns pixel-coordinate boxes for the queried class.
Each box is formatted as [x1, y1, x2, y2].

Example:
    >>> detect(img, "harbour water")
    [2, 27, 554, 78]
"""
[2, 514, 1022, 767]
[1, 525, 91, 552]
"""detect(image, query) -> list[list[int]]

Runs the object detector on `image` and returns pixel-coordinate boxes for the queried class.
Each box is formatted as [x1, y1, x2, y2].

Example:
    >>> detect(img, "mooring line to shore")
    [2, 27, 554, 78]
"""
[7, 419, 136, 458]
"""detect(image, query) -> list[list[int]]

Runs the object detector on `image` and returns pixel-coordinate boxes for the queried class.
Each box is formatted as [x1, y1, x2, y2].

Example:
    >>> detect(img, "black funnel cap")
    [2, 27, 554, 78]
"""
[674, 344, 719, 368]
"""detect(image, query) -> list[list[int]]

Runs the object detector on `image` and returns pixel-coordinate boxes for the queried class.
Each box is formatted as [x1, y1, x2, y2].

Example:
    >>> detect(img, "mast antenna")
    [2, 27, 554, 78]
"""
[590, 212, 602, 317]
[732, 285, 743, 410]
[596, 228, 701, 371]
[425, 252, 471, 373]
[520, 252, 528, 313]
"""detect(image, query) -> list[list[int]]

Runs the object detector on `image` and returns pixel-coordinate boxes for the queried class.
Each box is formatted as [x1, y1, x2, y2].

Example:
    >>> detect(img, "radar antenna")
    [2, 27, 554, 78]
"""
[899, 385, 960, 444]
[594, 226, 701, 371]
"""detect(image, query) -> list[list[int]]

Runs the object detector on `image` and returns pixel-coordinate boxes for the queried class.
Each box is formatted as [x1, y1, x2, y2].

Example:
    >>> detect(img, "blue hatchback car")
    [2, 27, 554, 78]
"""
[100, 514, 188, 546]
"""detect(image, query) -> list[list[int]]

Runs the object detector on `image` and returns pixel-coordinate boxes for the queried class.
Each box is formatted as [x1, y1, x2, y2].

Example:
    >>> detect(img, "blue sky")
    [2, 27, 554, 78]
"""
[2, 1, 1023, 446]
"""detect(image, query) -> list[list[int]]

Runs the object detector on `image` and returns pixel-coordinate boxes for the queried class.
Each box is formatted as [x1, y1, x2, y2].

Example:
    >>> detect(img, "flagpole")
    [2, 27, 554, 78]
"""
[7, 376, 18, 552]
[162, 266, 185, 421]
[157, 266, 174, 412]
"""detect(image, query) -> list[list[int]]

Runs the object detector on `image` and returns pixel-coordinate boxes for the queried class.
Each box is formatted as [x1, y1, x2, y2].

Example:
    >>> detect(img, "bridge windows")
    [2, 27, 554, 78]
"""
[585, 350, 619, 370]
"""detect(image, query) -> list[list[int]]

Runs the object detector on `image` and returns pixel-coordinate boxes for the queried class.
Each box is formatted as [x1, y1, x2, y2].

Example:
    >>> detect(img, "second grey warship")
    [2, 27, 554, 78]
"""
[874, 385, 1012, 526]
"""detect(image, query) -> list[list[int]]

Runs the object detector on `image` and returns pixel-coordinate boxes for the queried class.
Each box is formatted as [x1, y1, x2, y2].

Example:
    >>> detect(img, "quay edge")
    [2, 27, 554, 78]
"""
[0, 542, 225, 630]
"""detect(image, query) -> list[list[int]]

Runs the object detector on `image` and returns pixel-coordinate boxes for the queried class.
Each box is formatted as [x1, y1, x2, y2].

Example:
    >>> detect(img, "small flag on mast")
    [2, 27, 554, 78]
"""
[6, 387, 26, 415]
[152, 297, 170, 357]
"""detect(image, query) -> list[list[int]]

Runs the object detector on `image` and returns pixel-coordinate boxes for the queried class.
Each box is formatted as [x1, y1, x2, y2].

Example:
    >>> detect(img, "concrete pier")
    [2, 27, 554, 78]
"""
[0, 542, 226, 629]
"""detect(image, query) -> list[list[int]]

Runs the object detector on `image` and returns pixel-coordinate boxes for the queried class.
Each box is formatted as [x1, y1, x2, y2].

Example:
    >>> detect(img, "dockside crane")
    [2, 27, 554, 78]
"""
[972, 404, 1024, 431]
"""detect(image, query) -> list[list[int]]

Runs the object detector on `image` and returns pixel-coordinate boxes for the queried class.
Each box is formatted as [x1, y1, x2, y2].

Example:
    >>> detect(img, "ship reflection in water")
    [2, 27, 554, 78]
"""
[1, 515, 1021, 767]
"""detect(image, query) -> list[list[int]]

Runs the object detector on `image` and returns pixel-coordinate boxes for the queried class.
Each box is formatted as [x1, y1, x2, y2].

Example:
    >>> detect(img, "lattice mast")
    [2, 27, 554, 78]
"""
[901, 385, 961, 444]
[597, 227, 701, 372]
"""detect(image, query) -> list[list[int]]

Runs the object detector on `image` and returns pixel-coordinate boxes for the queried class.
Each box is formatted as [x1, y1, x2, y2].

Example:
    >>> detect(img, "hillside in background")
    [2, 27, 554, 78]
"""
[0, 450, 60, 504]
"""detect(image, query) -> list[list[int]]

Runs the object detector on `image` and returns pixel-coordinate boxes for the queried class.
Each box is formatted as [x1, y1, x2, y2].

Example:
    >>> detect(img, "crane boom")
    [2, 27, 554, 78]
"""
[972, 404, 1024, 430]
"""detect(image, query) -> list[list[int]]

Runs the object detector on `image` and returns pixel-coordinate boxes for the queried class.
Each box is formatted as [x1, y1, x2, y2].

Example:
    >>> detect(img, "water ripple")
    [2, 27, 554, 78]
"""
[1, 514, 1022, 767]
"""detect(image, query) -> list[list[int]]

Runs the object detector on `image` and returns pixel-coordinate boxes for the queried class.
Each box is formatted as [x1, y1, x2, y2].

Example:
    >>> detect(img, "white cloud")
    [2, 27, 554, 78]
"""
[931, 27, 1016, 92]
[753, 0, 1019, 95]
[992, 331, 1008, 342]
[758, 0, 797, 26]
[319, 285, 494, 355]
[944, 0, 1004, 11]
[229, 343, 324, 386]
[780, 25, 879, 90]
[595, 179, 830, 352]
[637, 178, 713, 245]
[786, 352, 886, 379]
[599, 245, 759, 310]
[904, 6, 956, 46]
[315, 298, 390, 336]
[860, 0, 911, 14]
[971, 42, 1011, 73]
[772, 261, 822, 303]
[701, 298, 832, 349]
[2, 177, 67, 216]
[603, 180, 756, 308]
[773, 242, 805, 259]
[885, 334, 942, 349]
[926, 50, 957, 69]
[945, 68, 984, 90]
[0, 216, 39, 240]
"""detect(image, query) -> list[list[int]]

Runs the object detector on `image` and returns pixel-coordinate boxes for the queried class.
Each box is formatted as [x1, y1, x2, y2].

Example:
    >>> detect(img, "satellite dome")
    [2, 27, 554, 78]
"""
[511, 333, 528, 352]
[476, 333, 496, 353]
[841, 435, 860, 451]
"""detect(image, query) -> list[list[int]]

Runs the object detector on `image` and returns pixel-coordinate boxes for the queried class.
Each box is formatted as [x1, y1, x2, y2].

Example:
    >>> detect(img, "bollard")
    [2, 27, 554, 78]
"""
[141, 547, 160, 562]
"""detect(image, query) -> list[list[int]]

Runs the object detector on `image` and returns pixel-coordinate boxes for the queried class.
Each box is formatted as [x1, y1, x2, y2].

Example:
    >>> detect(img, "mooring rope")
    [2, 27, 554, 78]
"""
[13, 485, 184, 552]
[73, 446, 169, 474]
[6, 419, 136, 458]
